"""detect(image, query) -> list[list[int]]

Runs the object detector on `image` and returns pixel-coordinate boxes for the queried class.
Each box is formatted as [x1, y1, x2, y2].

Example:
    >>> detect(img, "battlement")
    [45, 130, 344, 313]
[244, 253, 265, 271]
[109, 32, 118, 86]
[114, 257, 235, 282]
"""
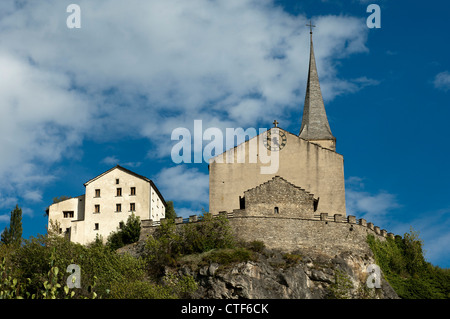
[142, 211, 393, 238]
[140, 210, 395, 256]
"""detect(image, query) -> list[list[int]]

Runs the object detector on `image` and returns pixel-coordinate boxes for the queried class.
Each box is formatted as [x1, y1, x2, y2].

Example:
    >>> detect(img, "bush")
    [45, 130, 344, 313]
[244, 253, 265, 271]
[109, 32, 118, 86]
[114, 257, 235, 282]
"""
[367, 229, 450, 299]
[203, 247, 256, 265]
[106, 213, 141, 251]
[181, 213, 235, 254]
[144, 213, 236, 273]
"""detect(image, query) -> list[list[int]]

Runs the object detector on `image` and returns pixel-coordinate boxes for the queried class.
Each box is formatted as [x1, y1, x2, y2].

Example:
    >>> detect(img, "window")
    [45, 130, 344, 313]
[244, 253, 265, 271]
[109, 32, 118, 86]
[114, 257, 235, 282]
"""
[130, 187, 136, 196]
[94, 223, 99, 230]
[116, 179, 120, 184]
[63, 211, 74, 218]
[94, 205, 100, 213]
[274, 207, 279, 214]
[130, 203, 135, 212]
[95, 189, 101, 197]
[116, 203, 122, 212]
[116, 188, 122, 197]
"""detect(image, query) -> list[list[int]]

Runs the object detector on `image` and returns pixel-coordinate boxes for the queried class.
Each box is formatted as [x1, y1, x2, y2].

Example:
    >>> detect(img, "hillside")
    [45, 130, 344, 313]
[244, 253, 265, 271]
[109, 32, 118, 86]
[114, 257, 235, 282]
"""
[119, 240, 398, 299]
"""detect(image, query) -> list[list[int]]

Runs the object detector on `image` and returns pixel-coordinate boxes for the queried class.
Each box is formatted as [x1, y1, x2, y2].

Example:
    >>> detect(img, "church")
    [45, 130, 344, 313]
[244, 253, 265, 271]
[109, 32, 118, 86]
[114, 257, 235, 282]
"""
[209, 26, 346, 219]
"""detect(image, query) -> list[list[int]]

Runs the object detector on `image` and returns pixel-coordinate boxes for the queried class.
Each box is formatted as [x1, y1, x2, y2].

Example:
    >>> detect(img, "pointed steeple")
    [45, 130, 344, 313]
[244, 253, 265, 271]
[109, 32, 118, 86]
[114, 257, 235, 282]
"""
[299, 22, 336, 150]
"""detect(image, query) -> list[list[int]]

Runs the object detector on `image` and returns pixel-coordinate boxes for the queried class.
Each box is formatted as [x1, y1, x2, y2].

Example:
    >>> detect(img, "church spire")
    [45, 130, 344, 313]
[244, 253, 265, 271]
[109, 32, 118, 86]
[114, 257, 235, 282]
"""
[299, 21, 336, 150]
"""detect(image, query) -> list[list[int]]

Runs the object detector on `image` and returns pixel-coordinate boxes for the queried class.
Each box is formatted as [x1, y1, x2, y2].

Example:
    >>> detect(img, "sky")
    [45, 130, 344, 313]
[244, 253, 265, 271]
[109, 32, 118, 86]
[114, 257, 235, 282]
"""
[0, 0, 449, 267]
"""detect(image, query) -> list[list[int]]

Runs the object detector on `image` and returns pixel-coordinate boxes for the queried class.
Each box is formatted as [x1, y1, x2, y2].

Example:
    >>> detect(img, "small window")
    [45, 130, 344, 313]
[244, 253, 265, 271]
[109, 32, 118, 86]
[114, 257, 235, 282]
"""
[130, 187, 136, 196]
[274, 207, 279, 214]
[116, 188, 122, 197]
[116, 179, 120, 184]
[95, 205, 100, 213]
[130, 203, 135, 212]
[116, 204, 122, 212]
[119, 221, 124, 229]
[63, 211, 74, 218]
[95, 189, 101, 197]
[94, 223, 99, 230]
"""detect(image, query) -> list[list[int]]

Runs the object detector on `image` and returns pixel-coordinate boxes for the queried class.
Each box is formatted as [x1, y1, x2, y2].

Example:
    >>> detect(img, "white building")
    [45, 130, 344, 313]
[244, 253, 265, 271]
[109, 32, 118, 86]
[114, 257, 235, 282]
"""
[47, 165, 166, 245]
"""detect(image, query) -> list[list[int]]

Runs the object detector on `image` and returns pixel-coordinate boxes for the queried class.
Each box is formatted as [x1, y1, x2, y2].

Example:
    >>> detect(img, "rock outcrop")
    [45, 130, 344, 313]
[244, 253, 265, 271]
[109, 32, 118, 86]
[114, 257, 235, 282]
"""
[176, 248, 399, 299]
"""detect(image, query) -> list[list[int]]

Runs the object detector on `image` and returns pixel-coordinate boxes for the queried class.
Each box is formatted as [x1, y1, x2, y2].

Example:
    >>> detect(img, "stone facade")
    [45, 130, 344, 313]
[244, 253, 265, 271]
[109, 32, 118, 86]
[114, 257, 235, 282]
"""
[47, 165, 166, 245]
[239, 176, 318, 219]
[141, 176, 392, 258]
[209, 129, 346, 217]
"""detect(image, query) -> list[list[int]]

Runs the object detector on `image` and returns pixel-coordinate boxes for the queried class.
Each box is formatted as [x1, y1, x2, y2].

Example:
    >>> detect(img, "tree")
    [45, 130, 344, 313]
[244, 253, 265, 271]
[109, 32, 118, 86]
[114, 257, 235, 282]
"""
[1, 205, 23, 247]
[106, 213, 141, 250]
[165, 201, 177, 220]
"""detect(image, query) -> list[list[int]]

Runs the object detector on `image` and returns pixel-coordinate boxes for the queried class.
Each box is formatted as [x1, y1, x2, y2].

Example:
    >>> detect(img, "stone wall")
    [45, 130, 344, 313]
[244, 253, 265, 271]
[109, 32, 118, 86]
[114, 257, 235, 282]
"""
[242, 176, 317, 218]
[209, 129, 346, 217]
[140, 212, 393, 258]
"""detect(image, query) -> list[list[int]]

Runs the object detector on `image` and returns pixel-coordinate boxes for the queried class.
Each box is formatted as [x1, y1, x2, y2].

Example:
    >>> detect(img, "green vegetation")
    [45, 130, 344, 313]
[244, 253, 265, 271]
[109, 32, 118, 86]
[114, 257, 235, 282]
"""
[164, 201, 177, 220]
[328, 268, 354, 299]
[144, 212, 238, 274]
[106, 213, 141, 250]
[1, 205, 23, 247]
[0, 204, 198, 299]
[367, 229, 450, 299]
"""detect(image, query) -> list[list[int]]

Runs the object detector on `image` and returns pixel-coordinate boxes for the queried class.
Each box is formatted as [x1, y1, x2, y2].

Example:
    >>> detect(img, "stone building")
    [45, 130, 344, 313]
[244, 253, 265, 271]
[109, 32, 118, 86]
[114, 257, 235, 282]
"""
[209, 28, 345, 217]
[47, 165, 166, 245]
[238, 176, 318, 219]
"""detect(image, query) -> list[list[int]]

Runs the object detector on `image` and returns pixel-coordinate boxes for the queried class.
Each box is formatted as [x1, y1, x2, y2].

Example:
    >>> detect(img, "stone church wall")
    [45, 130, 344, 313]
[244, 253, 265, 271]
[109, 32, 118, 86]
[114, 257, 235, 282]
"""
[140, 212, 391, 258]
[227, 214, 386, 257]
[241, 176, 317, 219]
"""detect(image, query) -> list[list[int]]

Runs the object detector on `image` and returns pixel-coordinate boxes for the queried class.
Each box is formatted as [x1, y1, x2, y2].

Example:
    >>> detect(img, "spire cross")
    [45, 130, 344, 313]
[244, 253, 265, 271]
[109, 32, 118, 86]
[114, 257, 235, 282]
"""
[306, 20, 316, 34]
[273, 120, 279, 128]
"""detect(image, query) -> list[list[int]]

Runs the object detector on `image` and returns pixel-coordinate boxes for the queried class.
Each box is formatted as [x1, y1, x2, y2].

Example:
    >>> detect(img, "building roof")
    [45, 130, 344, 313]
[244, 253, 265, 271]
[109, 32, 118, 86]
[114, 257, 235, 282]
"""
[83, 165, 167, 207]
[299, 30, 335, 141]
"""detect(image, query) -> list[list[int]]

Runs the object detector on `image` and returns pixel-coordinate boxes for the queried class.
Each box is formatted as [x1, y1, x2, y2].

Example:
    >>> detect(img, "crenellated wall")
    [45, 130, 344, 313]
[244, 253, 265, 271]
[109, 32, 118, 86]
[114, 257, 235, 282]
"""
[140, 211, 394, 257]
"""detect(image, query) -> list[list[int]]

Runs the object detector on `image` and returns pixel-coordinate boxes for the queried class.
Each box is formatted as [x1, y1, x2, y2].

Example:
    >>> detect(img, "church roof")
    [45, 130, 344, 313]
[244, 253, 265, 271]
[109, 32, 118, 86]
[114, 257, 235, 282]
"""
[299, 28, 335, 141]
[244, 175, 316, 198]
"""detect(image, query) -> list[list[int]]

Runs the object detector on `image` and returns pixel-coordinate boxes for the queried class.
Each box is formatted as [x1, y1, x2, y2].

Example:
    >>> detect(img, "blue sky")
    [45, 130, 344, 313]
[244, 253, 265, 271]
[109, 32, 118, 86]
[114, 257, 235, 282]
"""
[0, 0, 449, 267]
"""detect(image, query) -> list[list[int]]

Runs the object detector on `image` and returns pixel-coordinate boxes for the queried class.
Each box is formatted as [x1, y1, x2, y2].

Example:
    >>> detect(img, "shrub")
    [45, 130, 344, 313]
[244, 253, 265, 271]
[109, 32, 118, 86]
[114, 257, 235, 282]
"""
[181, 213, 235, 254]
[367, 229, 450, 299]
[203, 247, 256, 265]
[106, 213, 141, 251]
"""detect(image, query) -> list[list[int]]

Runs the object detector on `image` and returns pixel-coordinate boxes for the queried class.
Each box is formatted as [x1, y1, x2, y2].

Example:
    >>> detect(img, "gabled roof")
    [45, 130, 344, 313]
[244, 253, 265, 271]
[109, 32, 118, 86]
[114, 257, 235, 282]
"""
[83, 165, 167, 207]
[244, 175, 316, 199]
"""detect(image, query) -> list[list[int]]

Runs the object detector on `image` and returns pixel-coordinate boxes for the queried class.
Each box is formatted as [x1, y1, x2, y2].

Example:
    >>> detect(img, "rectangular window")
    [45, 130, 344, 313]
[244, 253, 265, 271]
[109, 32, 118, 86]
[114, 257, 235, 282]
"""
[116, 203, 122, 212]
[94, 223, 99, 230]
[94, 205, 100, 213]
[95, 189, 101, 197]
[116, 179, 120, 184]
[63, 211, 74, 218]
[130, 203, 135, 211]
[116, 188, 122, 197]
[130, 187, 136, 196]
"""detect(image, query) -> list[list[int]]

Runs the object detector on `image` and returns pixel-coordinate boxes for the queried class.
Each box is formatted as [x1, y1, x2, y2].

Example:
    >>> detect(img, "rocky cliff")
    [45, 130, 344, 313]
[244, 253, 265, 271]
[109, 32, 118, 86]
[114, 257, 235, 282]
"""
[119, 242, 399, 299]
[180, 248, 398, 299]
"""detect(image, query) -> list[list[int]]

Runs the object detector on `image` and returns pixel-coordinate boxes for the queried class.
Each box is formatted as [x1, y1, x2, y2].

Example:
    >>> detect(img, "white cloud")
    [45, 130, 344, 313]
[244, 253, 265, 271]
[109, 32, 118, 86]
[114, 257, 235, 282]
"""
[101, 156, 119, 166]
[22, 190, 43, 203]
[345, 176, 401, 226]
[155, 165, 209, 204]
[0, 0, 373, 213]
[433, 71, 450, 91]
